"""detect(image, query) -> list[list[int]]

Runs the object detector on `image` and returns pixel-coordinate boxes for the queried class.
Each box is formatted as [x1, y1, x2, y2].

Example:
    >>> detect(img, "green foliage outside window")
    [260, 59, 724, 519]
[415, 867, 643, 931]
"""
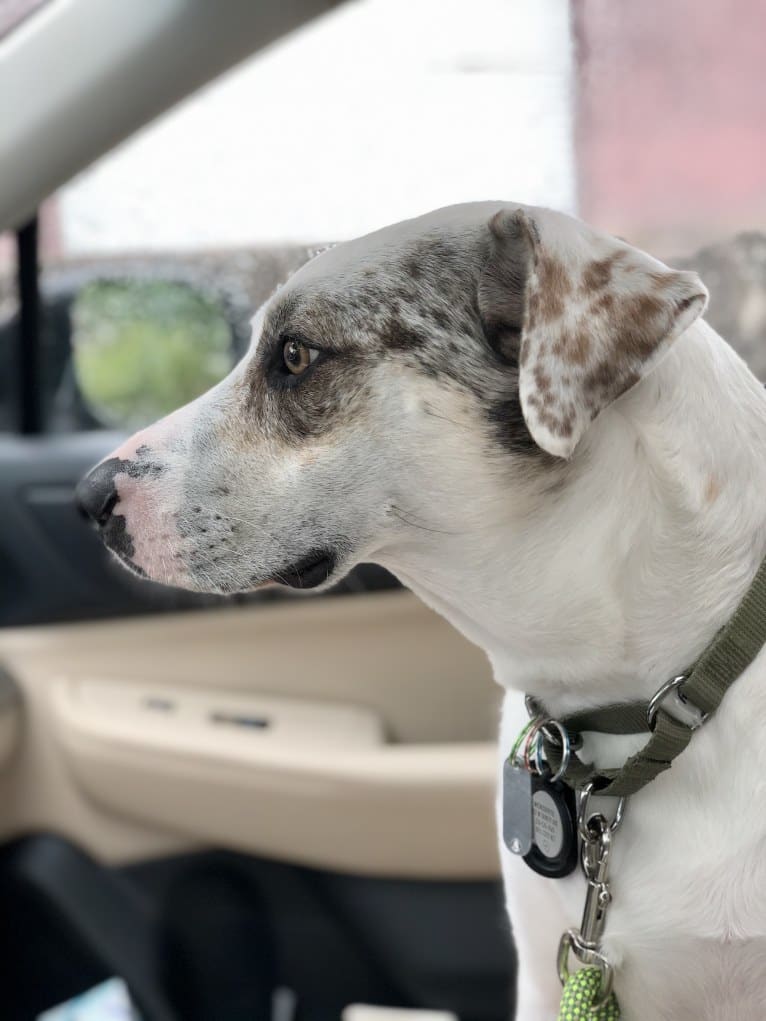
[72, 280, 232, 430]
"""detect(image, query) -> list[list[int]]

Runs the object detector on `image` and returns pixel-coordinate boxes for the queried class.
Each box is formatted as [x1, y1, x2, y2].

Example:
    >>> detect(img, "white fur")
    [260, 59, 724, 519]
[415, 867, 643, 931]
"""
[388, 320, 766, 1020]
[91, 204, 766, 1019]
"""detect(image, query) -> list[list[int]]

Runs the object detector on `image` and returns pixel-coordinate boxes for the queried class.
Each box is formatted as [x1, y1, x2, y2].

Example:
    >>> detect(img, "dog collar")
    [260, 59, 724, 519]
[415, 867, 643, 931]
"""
[526, 551, 766, 798]
[507, 553, 766, 1018]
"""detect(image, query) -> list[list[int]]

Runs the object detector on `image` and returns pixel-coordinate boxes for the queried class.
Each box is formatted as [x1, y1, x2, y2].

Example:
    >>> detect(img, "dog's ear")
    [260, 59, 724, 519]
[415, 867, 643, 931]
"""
[478, 208, 708, 458]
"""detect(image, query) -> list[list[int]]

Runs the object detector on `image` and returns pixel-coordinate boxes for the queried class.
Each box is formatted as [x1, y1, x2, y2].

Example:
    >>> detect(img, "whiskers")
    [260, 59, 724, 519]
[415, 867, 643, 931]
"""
[387, 504, 461, 536]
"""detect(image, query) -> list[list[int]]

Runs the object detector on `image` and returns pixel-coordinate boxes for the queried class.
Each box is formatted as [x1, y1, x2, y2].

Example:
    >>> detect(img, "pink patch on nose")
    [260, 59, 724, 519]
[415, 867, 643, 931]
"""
[113, 472, 187, 586]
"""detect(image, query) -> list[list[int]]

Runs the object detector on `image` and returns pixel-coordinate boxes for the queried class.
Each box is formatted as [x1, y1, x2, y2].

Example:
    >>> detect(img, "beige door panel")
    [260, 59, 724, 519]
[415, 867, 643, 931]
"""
[0, 591, 502, 877]
[0, 669, 21, 771]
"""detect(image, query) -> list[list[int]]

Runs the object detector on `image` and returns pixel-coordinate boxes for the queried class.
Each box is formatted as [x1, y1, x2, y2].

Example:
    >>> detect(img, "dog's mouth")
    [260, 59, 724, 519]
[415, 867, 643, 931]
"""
[276, 550, 337, 590]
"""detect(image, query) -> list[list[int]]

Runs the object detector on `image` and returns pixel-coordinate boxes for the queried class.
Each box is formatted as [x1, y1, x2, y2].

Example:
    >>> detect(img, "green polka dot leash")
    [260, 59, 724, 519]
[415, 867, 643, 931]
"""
[558, 967, 621, 1020]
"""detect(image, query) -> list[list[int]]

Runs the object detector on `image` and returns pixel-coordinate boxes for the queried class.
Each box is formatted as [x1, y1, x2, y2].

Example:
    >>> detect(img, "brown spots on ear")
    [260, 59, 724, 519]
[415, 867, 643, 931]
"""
[529, 254, 572, 328]
[581, 359, 641, 407]
[520, 239, 705, 457]
[533, 366, 552, 394]
[582, 360, 613, 398]
[570, 331, 591, 366]
[591, 292, 614, 315]
[619, 292, 670, 360]
[580, 252, 623, 295]
[629, 291, 666, 323]
[530, 404, 575, 440]
[552, 330, 592, 366]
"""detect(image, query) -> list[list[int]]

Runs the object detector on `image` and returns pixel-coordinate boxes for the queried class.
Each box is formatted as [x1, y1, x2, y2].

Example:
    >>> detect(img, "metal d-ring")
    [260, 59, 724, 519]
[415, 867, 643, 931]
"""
[557, 929, 615, 1008]
[647, 673, 708, 731]
[577, 781, 626, 843]
[647, 674, 688, 728]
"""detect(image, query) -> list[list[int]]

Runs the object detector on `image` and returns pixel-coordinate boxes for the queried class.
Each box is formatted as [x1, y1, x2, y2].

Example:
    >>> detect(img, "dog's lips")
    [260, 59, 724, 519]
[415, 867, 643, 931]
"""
[275, 550, 337, 590]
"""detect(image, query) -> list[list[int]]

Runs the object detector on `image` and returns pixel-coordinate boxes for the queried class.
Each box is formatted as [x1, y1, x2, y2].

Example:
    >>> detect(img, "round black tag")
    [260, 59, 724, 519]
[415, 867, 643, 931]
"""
[522, 775, 578, 878]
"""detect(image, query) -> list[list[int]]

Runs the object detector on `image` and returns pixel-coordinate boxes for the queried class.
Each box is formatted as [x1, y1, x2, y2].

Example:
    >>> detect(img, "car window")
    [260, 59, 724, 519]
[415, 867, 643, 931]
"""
[0, 0, 574, 435]
[3, 0, 764, 438]
[71, 279, 231, 430]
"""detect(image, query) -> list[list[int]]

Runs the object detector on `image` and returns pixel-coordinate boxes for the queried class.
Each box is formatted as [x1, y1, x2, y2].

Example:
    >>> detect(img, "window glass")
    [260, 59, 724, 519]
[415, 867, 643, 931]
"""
[56, 0, 574, 252]
[21, 0, 766, 435]
[31, 0, 574, 435]
[71, 280, 232, 431]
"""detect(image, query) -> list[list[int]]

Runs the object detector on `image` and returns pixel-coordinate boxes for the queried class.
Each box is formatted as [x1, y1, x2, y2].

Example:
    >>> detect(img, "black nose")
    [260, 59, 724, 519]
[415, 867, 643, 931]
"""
[76, 461, 119, 526]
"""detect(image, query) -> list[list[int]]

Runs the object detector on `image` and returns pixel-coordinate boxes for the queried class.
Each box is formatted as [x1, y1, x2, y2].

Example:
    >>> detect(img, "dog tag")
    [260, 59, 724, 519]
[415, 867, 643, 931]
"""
[502, 759, 534, 856]
[522, 776, 578, 879]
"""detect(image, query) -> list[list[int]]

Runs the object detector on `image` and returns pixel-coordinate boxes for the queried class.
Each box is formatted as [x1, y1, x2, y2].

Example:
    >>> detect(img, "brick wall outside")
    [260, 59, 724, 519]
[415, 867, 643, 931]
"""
[573, 0, 766, 254]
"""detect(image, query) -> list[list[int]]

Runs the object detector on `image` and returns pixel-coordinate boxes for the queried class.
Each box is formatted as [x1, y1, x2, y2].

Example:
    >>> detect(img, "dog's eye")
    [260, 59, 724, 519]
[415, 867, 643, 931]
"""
[283, 338, 319, 376]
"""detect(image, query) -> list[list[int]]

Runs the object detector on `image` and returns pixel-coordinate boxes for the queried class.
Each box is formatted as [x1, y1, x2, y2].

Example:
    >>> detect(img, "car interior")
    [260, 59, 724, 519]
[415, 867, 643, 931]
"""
[1, 2, 764, 1019]
[0, 3, 513, 1019]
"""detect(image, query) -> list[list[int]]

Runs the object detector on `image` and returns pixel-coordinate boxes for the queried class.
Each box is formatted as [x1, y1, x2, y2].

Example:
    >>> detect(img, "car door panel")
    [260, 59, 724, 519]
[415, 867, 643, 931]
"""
[0, 591, 501, 877]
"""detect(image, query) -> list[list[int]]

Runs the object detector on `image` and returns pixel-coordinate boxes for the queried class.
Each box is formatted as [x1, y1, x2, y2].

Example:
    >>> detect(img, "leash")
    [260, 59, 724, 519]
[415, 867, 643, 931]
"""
[504, 552, 766, 1018]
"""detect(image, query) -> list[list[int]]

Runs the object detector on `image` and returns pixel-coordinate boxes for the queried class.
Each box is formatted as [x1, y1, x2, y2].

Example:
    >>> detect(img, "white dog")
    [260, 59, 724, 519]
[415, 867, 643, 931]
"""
[77, 203, 766, 1020]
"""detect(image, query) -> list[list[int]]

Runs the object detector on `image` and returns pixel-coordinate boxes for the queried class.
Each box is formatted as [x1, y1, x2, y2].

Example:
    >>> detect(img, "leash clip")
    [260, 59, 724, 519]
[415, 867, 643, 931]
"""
[557, 783, 626, 1010]
[558, 929, 615, 1008]
[647, 673, 708, 731]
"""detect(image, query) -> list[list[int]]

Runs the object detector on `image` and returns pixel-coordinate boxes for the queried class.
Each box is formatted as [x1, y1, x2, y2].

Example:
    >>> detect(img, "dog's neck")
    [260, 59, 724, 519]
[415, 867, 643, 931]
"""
[386, 320, 766, 715]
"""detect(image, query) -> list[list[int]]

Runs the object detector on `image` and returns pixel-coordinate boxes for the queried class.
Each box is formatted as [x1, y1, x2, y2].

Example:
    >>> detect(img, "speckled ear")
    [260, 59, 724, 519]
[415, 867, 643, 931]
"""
[479, 208, 709, 459]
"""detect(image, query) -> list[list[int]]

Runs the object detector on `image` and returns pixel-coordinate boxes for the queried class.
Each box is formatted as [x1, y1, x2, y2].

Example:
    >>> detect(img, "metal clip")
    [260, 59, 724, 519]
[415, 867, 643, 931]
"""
[579, 819, 612, 948]
[557, 784, 626, 1009]
[558, 929, 615, 1006]
[577, 782, 626, 843]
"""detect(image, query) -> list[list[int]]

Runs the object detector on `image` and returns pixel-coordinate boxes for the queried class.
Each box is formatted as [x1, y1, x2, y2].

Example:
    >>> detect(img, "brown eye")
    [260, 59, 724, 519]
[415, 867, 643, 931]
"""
[283, 338, 318, 376]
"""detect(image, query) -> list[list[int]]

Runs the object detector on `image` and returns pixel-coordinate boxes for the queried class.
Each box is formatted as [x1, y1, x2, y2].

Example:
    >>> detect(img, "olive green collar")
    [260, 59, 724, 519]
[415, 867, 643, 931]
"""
[528, 553, 766, 797]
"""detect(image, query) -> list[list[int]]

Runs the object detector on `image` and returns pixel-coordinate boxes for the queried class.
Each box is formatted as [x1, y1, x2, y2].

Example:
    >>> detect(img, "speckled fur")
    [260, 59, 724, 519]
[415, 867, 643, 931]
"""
[79, 202, 766, 1021]
[486, 207, 708, 457]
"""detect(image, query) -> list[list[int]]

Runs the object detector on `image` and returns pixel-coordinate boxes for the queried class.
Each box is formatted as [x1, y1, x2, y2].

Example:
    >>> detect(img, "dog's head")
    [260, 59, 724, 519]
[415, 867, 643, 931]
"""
[77, 203, 707, 594]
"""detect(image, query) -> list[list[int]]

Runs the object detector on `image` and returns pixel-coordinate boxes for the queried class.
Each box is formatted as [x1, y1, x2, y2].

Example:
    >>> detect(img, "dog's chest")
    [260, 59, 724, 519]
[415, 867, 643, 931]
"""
[549, 776, 766, 1019]
[499, 659, 766, 1020]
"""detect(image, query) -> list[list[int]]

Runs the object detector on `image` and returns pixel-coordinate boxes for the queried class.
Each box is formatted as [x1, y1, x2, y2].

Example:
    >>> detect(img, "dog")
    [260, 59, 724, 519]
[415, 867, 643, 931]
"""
[77, 202, 766, 1020]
